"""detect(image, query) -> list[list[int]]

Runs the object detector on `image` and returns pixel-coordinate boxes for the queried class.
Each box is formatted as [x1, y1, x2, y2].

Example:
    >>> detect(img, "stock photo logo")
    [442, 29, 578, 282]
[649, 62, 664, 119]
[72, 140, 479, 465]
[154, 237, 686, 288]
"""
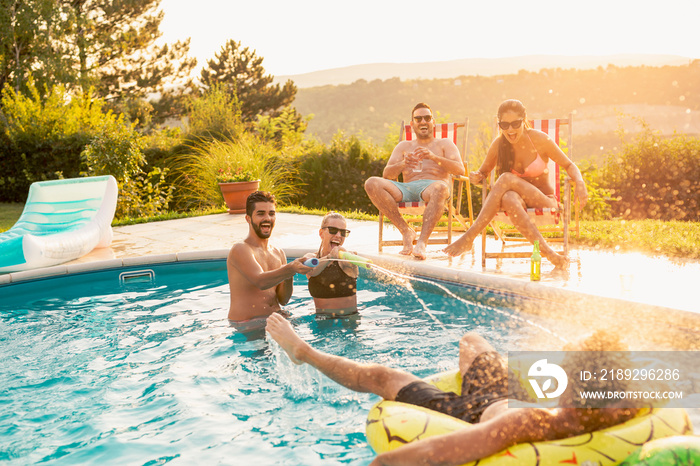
[528, 359, 568, 399]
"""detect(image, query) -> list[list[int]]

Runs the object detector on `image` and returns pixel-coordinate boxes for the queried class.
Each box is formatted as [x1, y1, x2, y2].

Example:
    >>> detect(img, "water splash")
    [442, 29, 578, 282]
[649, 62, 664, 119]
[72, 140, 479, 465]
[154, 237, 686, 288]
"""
[339, 259, 570, 344]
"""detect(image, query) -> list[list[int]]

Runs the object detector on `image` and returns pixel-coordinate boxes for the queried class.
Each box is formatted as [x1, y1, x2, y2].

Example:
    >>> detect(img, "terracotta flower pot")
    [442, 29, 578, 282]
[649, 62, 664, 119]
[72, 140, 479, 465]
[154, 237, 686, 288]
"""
[218, 180, 260, 214]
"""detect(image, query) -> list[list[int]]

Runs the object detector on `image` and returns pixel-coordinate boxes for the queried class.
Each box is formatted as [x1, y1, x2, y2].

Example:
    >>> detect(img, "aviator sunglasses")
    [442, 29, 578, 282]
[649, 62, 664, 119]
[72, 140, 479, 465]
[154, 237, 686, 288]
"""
[323, 226, 351, 237]
[498, 119, 524, 130]
[413, 115, 433, 123]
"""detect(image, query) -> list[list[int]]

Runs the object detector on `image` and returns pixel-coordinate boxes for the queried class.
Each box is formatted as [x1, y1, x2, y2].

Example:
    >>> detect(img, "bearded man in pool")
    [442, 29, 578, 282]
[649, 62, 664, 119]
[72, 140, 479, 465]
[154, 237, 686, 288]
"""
[266, 313, 639, 466]
[227, 191, 314, 324]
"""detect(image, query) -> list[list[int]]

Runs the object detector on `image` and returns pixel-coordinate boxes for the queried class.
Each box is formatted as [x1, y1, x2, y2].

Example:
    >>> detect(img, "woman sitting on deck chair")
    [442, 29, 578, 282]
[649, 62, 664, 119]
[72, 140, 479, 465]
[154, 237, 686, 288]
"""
[444, 99, 588, 269]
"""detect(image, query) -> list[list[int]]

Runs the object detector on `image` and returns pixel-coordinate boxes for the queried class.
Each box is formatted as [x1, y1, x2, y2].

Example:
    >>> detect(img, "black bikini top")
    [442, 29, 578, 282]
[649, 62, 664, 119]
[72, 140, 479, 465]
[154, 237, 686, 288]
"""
[308, 261, 356, 299]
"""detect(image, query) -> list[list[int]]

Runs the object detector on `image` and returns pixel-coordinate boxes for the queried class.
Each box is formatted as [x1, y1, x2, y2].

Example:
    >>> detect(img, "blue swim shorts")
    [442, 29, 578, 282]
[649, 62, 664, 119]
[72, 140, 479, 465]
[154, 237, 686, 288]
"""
[389, 179, 439, 203]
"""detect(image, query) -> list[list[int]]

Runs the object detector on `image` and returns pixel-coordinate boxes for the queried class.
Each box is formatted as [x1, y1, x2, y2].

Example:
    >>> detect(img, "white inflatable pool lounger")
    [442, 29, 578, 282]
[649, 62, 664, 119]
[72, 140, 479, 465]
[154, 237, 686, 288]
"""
[0, 175, 118, 273]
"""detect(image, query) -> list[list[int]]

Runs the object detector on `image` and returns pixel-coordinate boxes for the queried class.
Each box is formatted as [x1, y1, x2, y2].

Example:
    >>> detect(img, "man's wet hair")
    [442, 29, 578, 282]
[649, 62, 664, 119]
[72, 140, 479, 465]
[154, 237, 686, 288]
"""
[563, 330, 632, 408]
[246, 191, 276, 216]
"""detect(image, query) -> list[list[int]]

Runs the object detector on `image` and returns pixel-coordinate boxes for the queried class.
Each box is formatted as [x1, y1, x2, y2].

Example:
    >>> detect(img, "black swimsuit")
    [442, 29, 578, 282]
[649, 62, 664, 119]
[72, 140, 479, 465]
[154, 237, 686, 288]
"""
[308, 261, 356, 299]
[394, 351, 511, 424]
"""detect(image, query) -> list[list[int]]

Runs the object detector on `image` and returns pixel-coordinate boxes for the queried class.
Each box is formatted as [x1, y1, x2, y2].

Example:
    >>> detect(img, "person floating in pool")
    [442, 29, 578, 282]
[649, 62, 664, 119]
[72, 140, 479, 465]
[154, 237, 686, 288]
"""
[444, 99, 588, 269]
[307, 212, 359, 317]
[227, 191, 314, 326]
[364, 102, 465, 260]
[266, 313, 639, 466]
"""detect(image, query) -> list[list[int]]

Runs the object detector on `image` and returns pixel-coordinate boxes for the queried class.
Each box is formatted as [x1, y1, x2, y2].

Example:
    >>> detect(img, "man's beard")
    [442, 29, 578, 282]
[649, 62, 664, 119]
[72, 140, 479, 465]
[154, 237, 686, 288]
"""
[252, 219, 274, 239]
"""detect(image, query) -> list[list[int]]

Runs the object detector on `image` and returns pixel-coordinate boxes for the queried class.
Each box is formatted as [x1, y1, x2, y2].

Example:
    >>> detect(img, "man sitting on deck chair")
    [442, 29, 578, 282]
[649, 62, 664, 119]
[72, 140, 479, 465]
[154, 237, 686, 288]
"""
[364, 103, 465, 260]
[267, 313, 640, 466]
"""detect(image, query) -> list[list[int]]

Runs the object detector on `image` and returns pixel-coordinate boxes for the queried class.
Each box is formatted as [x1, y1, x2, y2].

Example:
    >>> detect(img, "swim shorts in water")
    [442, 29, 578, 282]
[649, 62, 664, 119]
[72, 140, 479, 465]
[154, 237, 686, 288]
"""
[389, 179, 440, 203]
[394, 351, 509, 424]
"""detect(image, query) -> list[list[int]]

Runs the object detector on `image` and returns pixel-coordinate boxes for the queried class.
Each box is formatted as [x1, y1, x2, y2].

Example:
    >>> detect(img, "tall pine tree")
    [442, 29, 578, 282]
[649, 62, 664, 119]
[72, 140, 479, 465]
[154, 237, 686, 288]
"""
[200, 39, 296, 122]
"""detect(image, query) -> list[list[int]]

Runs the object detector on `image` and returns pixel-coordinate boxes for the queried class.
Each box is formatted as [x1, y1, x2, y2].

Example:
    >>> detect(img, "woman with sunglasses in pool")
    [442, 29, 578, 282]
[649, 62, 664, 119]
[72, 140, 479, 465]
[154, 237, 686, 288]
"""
[307, 212, 360, 317]
[444, 99, 588, 269]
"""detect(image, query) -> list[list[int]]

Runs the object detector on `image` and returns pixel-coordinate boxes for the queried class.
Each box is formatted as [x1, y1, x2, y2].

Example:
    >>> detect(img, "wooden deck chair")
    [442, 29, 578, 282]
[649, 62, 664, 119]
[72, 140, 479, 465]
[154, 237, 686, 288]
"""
[378, 119, 474, 252]
[480, 116, 580, 266]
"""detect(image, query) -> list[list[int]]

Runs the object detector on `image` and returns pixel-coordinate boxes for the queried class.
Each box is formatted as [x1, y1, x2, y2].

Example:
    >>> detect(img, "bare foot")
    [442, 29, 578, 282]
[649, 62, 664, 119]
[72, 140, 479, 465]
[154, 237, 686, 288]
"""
[399, 229, 417, 255]
[265, 313, 307, 364]
[550, 253, 570, 271]
[413, 240, 427, 260]
[443, 236, 473, 257]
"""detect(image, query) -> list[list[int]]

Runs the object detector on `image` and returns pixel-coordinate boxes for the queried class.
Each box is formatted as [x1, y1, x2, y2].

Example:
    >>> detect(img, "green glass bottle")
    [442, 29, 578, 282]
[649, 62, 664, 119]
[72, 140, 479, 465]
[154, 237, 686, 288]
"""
[530, 241, 541, 281]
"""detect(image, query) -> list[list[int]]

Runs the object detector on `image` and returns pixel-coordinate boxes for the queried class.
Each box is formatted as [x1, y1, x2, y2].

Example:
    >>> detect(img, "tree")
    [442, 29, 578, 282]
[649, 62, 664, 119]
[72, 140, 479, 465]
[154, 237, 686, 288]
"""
[60, 0, 196, 109]
[200, 39, 296, 123]
[0, 0, 66, 94]
[0, 0, 196, 123]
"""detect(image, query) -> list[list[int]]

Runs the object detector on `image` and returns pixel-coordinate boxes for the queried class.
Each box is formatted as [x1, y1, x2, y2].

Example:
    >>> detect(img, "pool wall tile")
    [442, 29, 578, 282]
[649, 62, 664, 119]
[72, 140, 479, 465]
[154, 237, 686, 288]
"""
[284, 248, 315, 260]
[10, 265, 68, 281]
[177, 249, 229, 261]
[66, 259, 125, 274]
[123, 254, 177, 266]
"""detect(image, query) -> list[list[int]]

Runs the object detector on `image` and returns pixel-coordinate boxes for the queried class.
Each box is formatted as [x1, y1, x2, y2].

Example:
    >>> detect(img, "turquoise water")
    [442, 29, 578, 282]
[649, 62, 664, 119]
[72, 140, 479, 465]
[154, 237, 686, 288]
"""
[0, 260, 541, 465]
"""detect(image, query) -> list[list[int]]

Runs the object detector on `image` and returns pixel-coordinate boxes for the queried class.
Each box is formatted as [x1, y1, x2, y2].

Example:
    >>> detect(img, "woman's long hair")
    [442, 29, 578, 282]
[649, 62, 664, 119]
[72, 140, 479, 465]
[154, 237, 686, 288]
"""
[496, 100, 531, 176]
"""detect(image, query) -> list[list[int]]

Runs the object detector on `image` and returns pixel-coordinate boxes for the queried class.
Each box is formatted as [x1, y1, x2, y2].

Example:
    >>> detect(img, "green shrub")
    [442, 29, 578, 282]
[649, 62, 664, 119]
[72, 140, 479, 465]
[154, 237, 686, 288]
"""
[290, 132, 388, 212]
[81, 117, 173, 219]
[0, 82, 106, 200]
[0, 80, 175, 215]
[254, 106, 309, 149]
[142, 126, 183, 169]
[113, 167, 173, 219]
[603, 123, 700, 221]
[172, 133, 299, 211]
[566, 161, 611, 220]
[82, 116, 145, 177]
[184, 83, 243, 143]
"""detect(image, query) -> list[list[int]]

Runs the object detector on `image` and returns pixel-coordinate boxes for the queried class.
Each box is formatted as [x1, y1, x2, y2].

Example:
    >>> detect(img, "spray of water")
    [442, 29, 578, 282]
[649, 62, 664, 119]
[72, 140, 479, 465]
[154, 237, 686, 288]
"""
[330, 258, 569, 344]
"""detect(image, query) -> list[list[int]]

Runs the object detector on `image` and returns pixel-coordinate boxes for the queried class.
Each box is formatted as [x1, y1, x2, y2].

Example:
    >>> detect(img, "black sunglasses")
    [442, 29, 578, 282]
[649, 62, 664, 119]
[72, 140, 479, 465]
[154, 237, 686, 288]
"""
[413, 115, 433, 123]
[323, 226, 350, 237]
[498, 119, 523, 130]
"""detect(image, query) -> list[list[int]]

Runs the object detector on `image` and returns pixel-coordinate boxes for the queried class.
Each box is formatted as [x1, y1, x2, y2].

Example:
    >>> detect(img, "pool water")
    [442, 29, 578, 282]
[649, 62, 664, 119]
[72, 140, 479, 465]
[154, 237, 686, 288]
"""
[0, 260, 549, 465]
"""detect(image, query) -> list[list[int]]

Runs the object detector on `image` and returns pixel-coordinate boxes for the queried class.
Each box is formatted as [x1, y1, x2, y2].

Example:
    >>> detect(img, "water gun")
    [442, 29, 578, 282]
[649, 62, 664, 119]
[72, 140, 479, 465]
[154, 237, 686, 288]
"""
[339, 251, 372, 269]
[303, 257, 319, 267]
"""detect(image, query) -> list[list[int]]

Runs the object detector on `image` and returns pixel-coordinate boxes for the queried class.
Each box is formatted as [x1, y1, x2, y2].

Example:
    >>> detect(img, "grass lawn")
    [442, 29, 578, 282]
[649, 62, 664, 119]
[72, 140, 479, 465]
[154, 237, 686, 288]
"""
[1, 202, 698, 260]
[0, 203, 25, 232]
[573, 220, 700, 260]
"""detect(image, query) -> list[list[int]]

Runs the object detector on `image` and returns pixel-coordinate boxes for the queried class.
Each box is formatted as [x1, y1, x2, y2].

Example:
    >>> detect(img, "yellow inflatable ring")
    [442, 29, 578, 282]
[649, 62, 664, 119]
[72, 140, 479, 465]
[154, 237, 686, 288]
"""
[366, 370, 693, 465]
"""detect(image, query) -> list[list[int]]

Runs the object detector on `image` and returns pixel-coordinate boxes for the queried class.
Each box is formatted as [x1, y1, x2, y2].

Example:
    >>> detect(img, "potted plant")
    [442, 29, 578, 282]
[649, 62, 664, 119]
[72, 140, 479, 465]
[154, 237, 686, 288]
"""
[216, 166, 260, 214]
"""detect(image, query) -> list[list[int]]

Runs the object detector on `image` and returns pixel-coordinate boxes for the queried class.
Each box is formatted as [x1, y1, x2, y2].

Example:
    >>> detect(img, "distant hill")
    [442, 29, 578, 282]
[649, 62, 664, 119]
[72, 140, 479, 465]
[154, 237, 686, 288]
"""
[288, 59, 700, 162]
[274, 54, 692, 88]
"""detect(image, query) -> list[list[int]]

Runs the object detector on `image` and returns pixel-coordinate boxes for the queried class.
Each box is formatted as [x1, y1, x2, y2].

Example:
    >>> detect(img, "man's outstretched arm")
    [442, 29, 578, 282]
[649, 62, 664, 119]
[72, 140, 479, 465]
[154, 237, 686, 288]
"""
[228, 245, 312, 290]
[370, 408, 555, 466]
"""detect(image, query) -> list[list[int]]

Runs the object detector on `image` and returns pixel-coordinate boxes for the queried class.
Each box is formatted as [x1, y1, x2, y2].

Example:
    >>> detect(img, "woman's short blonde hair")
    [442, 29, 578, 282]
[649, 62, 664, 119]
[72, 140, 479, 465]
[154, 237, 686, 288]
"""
[321, 211, 346, 228]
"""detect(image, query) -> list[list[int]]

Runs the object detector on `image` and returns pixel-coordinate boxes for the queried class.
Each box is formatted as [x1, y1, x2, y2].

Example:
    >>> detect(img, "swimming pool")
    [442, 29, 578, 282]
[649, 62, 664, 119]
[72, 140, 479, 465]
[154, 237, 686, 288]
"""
[1, 258, 557, 465]
[1, 258, 695, 465]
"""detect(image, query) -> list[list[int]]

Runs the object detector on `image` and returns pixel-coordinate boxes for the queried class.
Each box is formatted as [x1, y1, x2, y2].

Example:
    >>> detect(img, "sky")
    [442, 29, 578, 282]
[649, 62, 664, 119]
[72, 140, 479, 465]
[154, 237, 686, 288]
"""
[159, 0, 700, 77]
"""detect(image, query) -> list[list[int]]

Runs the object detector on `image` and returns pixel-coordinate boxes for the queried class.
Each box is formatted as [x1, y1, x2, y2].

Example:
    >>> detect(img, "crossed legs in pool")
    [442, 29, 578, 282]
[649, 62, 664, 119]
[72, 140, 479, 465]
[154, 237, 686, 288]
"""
[266, 313, 495, 402]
